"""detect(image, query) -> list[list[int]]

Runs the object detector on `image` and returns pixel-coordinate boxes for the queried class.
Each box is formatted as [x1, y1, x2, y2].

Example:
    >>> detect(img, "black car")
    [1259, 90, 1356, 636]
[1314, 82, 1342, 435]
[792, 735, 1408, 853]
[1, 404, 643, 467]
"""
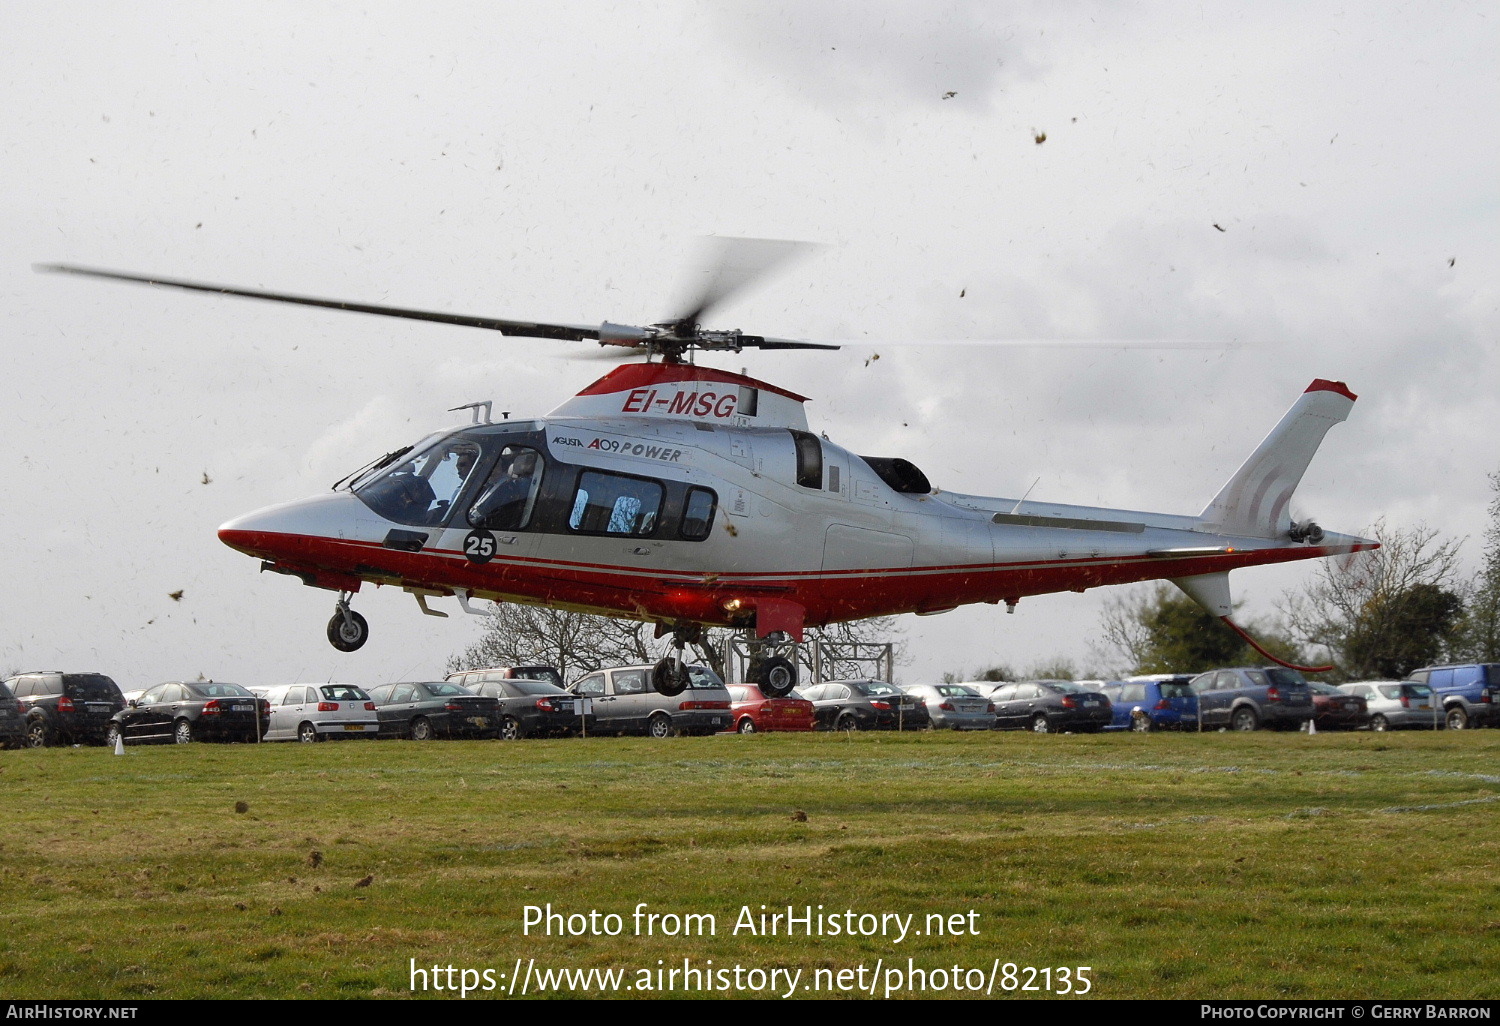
[459, 678, 593, 738]
[366, 681, 502, 739]
[798, 679, 930, 731]
[988, 680, 1112, 733]
[5, 671, 127, 747]
[108, 681, 270, 745]
[0, 680, 26, 748]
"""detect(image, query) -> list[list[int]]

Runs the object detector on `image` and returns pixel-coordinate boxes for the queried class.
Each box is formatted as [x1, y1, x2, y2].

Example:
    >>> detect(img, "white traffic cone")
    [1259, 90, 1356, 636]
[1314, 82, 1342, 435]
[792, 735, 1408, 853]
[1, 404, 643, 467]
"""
[113, 732, 125, 755]
[1306, 718, 1317, 735]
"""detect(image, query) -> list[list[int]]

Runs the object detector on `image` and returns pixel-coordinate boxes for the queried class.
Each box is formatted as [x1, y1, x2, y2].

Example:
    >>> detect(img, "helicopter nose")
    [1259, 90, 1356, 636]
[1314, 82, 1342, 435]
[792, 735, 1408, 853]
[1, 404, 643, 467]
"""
[217, 492, 361, 559]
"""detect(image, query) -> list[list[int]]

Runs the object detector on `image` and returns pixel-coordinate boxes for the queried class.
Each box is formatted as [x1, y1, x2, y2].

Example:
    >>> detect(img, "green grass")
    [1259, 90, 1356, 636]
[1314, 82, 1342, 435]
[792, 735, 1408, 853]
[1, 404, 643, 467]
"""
[1, 729, 1496, 999]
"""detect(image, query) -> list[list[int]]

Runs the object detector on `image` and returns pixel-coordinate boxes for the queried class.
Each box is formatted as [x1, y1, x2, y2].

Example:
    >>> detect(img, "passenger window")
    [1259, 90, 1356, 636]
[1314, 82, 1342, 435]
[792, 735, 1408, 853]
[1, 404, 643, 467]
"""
[575, 675, 605, 696]
[681, 487, 717, 540]
[613, 670, 647, 696]
[569, 471, 663, 536]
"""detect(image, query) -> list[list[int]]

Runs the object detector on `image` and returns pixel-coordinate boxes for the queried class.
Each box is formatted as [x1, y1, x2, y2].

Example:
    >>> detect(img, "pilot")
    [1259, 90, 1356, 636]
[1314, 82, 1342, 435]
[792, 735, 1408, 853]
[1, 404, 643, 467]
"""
[468, 449, 539, 530]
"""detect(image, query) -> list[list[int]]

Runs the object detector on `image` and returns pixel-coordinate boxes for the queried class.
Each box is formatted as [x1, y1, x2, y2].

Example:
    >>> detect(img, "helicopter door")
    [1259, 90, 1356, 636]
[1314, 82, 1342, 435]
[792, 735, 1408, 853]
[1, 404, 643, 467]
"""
[443, 444, 546, 569]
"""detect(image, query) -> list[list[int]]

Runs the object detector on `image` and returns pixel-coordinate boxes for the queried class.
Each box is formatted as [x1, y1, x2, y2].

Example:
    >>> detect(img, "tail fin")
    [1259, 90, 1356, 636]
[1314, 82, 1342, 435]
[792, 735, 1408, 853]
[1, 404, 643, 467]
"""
[1197, 379, 1355, 539]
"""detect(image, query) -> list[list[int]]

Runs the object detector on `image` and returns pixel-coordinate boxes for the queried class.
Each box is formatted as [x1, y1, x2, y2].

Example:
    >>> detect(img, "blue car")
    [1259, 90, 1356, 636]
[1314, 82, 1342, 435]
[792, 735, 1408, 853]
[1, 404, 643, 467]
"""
[1102, 675, 1197, 731]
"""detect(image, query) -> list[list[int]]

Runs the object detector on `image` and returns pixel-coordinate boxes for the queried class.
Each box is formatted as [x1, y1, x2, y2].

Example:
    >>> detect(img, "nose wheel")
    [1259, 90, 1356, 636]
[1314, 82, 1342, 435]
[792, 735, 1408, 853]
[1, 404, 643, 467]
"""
[327, 593, 369, 652]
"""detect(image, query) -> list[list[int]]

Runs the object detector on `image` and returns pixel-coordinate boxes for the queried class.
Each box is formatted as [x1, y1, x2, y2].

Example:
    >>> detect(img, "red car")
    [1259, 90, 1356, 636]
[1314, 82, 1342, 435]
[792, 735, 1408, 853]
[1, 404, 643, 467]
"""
[726, 684, 815, 733]
[1309, 681, 1369, 730]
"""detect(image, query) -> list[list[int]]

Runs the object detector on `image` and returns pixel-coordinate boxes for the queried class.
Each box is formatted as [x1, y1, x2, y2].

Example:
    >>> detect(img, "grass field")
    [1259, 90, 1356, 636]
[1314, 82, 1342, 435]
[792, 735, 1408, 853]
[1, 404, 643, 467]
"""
[1, 728, 1496, 1000]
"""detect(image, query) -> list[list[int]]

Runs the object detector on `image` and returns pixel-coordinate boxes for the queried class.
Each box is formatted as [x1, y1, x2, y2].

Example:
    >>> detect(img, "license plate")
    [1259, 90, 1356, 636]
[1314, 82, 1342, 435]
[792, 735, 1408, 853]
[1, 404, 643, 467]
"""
[232, 703, 252, 712]
[342, 724, 364, 731]
[1085, 698, 1101, 706]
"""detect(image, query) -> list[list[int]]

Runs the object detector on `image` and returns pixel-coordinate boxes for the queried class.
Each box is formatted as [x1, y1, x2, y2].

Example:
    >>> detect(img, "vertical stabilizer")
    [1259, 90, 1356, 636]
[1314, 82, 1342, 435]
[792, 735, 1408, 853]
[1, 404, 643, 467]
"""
[1197, 380, 1355, 539]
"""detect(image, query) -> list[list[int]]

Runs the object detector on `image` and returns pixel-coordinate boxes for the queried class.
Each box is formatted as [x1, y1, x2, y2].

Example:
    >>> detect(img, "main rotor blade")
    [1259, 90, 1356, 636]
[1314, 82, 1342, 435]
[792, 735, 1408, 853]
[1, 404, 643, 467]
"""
[671, 237, 821, 328]
[35, 264, 604, 343]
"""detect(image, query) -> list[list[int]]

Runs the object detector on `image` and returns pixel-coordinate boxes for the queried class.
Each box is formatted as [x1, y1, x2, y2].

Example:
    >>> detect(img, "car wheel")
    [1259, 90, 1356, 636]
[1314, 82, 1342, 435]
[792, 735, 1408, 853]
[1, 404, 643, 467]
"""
[173, 719, 194, 745]
[25, 719, 51, 749]
[1445, 706, 1469, 730]
[1231, 707, 1259, 732]
[297, 721, 320, 743]
[326, 609, 369, 653]
[409, 717, 434, 741]
[1370, 714, 1389, 732]
[500, 716, 525, 741]
[737, 717, 758, 734]
[836, 713, 860, 732]
[1030, 714, 1051, 734]
[1131, 712, 1154, 733]
[105, 723, 124, 749]
[648, 714, 674, 739]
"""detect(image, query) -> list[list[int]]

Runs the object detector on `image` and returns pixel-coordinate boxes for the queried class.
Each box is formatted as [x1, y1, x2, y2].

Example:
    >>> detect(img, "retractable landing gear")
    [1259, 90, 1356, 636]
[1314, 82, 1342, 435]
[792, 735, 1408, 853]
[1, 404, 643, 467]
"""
[747, 632, 797, 698]
[327, 592, 369, 652]
[652, 623, 701, 697]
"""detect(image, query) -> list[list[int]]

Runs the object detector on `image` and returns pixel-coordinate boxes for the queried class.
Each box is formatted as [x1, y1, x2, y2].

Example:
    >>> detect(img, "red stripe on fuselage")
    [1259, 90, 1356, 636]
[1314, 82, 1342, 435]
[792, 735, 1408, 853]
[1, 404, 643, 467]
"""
[219, 528, 1374, 628]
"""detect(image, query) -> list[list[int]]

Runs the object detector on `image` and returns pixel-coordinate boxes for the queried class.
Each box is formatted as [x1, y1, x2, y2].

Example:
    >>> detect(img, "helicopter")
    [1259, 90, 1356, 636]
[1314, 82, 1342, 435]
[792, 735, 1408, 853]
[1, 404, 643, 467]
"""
[38, 242, 1375, 696]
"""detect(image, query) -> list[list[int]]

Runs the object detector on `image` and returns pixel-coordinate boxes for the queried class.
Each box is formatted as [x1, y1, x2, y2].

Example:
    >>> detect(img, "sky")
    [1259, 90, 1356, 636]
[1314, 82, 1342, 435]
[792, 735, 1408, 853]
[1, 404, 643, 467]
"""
[4, 1, 1496, 689]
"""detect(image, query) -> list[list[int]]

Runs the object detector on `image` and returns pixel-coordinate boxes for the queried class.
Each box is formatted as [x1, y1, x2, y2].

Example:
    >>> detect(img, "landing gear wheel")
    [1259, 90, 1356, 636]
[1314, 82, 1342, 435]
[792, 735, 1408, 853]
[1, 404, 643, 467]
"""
[1445, 706, 1469, 730]
[298, 721, 320, 743]
[1030, 714, 1052, 734]
[648, 714, 674, 739]
[652, 656, 691, 697]
[327, 608, 369, 652]
[173, 719, 194, 745]
[1231, 706, 1259, 732]
[755, 656, 797, 698]
[1131, 712, 1154, 733]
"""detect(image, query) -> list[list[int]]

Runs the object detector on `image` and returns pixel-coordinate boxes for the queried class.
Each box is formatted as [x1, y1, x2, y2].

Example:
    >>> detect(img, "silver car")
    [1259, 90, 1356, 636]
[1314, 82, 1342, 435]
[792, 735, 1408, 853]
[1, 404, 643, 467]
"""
[1337, 681, 1442, 731]
[901, 683, 995, 730]
[250, 683, 380, 741]
[568, 664, 732, 737]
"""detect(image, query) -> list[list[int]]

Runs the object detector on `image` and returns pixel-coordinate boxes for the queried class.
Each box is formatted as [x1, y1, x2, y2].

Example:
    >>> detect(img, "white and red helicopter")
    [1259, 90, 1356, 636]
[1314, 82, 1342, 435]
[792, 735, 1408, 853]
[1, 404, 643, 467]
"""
[40, 245, 1374, 695]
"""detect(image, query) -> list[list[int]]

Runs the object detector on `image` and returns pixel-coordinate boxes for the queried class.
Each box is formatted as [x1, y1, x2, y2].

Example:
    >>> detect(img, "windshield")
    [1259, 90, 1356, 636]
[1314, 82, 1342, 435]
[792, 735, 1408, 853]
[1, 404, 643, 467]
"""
[354, 436, 485, 527]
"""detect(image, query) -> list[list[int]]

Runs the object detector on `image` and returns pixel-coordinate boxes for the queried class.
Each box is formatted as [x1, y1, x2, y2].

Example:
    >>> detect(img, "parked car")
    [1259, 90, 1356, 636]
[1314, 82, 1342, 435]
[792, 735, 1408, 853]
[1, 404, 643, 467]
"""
[457, 678, 593, 738]
[445, 665, 565, 691]
[1187, 667, 1315, 731]
[249, 683, 380, 741]
[901, 683, 995, 730]
[1337, 681, 1442, 731]
[6, 671, 127, 747]
[988, 680, 1112, 733]
[1404, 663, 1500, 729]
[365, 681, 502, 739]
[799, 679, 930, 731]
[107, 681, 270, 745]
[567, 665, 731, 737]
[1101, 675, 1197, 731]
[725, 683, 815, 733]
[1308, 681, 1369, 731]
[0, 679, 25, 748]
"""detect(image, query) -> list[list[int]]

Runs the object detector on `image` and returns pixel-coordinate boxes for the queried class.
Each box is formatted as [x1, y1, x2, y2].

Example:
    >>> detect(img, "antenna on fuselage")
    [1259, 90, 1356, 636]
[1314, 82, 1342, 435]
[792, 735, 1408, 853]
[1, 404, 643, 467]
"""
[1010, 477, 1041, 515]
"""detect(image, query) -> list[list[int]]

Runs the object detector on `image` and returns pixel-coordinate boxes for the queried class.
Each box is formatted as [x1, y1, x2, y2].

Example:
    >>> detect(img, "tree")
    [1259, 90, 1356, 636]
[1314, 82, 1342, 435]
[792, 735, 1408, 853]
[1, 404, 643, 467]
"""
[1281, 520, 1464, 679]
[1099, 583, 1300, 675]
[447, 603, 903, 683]
[1452, 471, 1500, 662]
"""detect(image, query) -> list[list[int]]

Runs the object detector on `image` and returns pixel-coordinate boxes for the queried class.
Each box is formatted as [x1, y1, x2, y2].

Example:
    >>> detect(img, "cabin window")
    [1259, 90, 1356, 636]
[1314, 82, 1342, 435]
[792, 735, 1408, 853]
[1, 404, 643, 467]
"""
[681, 487, 717, 540]
[355, 438, 485, 526]
[467, 445, 544, 530]
[789, 430, 822, 488]
[569, 470, 663, 537]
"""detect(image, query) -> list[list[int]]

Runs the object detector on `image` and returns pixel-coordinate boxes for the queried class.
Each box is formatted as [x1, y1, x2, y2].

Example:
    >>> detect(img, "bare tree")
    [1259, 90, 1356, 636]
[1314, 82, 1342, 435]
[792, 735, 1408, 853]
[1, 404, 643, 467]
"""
[1281, 520, 1465, 679]
[448, 604, 903, 684]
[1452, 472, 1500, 662]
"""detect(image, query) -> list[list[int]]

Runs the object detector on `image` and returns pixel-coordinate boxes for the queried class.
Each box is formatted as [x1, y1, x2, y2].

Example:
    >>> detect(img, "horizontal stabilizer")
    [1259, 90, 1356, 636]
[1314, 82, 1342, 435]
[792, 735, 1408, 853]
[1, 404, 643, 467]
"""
[1198, 380, 1355, 539]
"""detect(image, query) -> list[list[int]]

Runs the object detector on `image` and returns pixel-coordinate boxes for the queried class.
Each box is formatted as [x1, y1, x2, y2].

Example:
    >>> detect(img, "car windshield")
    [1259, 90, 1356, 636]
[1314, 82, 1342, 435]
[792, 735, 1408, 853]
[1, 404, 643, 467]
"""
[1048, 681, 1090, 694]
[1158, 683, 1193, 698]
[507, 680, 566, 696]
[63, 675, 121, 700]
[935, 684, 979, 697]
[1265, 668, 1308, 687]
[512, 667, 565, 688]
[853, 681, 901, 697]
[1309, 682, 1343, 695]
[686, 666, 725, 690]
[1400, 683, 1433, 697]
[424, 683, 474, 697]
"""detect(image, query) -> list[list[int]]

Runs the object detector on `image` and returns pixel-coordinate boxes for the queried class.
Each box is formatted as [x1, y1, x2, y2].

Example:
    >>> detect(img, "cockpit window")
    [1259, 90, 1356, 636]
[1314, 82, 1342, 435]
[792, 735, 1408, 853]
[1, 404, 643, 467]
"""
[354, 439, 484, 526]
[467, 446, 544, 530]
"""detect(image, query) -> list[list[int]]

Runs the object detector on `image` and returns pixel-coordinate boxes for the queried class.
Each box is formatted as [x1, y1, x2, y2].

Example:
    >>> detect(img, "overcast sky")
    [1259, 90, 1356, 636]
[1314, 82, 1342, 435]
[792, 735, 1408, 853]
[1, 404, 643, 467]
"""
[5, 1, 1495, 688]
